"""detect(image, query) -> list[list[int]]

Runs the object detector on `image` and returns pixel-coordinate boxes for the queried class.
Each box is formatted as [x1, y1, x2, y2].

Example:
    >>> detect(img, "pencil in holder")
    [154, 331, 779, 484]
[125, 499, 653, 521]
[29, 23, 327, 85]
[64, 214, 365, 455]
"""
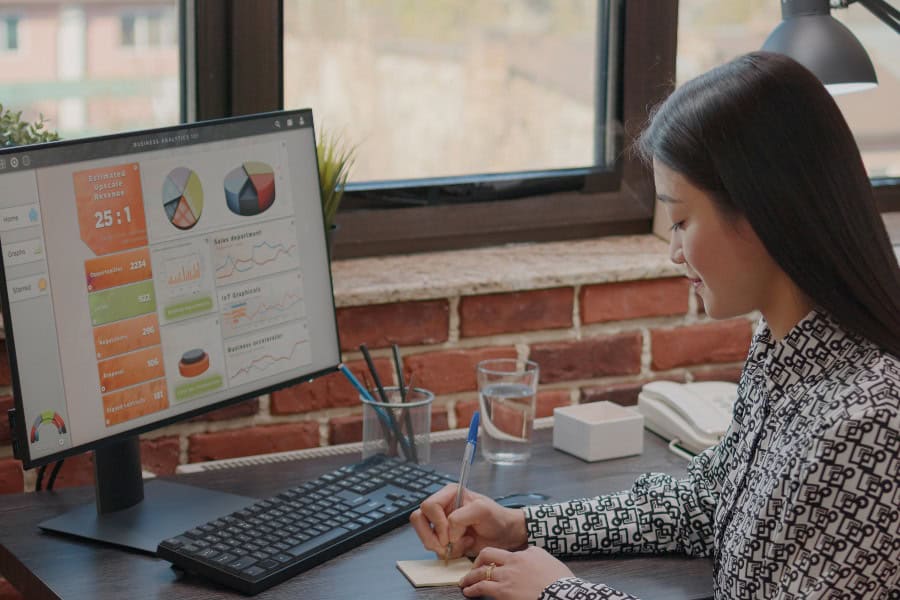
[360, 386, 433, 464]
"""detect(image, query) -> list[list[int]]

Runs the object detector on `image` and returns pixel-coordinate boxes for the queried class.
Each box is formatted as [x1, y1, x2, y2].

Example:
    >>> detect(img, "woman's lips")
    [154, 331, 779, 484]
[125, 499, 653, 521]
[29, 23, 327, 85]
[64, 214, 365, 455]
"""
[688, 277, 703, 289]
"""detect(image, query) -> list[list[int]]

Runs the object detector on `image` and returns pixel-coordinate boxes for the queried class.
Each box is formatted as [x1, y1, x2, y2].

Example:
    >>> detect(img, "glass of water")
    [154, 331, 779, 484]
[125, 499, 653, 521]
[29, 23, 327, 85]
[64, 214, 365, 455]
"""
[476, 358, 539, 464]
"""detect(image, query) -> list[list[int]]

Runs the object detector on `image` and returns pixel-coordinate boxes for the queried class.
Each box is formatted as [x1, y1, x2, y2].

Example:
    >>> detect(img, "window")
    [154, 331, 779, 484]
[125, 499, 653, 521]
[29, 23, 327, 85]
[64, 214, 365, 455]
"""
[120, 8, 177, 49]
[284, 1, 610, 183]
[271, 0, 674, 257]
[0, 2, 180, 140]
[678, 0, 900, 179]
[1, 15, 19, 51]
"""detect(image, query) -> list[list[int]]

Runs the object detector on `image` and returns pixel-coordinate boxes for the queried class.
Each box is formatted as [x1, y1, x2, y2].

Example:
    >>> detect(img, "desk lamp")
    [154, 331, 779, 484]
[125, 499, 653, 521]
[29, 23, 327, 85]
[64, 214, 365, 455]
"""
[762, 0, 899, 95]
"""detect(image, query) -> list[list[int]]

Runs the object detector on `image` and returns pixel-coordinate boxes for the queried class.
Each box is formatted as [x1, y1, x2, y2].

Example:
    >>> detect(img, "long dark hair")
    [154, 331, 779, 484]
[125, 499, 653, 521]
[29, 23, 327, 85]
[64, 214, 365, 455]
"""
[638, 51, 900, 357]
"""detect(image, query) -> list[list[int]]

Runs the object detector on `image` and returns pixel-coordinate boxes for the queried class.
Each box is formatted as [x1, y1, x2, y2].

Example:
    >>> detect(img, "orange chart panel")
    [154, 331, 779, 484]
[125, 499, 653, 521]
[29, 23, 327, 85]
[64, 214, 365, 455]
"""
[97, 345, 165, 394]
[93, 313, 161, 360]
[103, 378, 169, 426]
[84, 247, 152, 293]
[74, 163, 148, 256]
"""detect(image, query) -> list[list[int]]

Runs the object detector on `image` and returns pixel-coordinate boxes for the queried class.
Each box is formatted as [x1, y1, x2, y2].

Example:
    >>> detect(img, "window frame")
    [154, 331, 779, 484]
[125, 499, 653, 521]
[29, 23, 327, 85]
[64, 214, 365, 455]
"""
[0, 14, 20, 53]
[186, 0, 899, 258]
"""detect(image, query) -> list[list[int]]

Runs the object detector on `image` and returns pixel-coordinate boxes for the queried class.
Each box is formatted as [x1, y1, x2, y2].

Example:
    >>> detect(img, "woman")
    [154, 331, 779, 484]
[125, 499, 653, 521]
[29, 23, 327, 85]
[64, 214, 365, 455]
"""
[410, 51, 900, 600]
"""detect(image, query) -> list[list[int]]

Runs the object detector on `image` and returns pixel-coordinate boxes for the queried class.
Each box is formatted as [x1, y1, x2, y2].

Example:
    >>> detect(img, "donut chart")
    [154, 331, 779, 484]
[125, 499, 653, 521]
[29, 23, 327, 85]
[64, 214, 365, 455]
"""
[224, 162, 276, 216]
[163, 167, 204, 230]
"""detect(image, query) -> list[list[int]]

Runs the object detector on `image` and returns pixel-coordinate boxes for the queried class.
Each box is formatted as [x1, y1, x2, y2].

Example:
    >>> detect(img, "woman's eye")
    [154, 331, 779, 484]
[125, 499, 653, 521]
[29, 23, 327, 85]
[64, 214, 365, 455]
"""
[669, 220, 684, 232]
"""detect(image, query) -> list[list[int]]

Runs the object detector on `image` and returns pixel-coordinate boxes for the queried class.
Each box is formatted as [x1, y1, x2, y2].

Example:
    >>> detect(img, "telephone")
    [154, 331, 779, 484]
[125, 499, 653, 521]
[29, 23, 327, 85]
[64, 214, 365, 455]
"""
[637, 380, 738, 458]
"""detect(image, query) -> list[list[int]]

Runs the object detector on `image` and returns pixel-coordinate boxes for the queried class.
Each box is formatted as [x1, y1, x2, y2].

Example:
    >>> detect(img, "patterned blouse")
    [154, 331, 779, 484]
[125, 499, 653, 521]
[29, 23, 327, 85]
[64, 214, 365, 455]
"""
[524, 309, 900, 599]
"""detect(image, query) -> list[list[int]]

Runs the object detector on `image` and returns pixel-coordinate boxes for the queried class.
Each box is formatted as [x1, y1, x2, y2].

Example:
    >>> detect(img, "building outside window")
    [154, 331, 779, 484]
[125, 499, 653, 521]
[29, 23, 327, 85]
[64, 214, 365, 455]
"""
[0, 1, 179, 140]
[120, 8, 176, 49]
[0, 15, 18, 51]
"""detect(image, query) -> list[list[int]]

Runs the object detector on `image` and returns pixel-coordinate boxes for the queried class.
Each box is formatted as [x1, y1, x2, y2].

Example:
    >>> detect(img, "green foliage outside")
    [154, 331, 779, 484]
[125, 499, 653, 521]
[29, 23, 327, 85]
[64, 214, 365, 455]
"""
[0, 103, 60, 147]
[317, 131, 355, 230]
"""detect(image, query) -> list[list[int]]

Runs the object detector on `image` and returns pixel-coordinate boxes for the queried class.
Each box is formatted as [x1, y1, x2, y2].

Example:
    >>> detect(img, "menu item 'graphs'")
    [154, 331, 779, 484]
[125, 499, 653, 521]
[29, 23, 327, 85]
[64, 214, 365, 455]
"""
[224, 161, 276, 217]
[162, 167, 204, 230]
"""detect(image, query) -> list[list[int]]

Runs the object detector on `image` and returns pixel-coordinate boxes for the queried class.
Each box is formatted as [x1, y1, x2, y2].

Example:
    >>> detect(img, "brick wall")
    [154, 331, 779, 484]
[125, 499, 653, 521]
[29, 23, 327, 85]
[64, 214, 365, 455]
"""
[0, 275, 753, 496]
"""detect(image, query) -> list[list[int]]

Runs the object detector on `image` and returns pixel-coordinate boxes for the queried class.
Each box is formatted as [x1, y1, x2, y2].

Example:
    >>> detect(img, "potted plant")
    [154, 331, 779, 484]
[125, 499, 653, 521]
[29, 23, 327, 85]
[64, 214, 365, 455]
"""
[316, 130, 355, 256]
[1, 103, 60, 147]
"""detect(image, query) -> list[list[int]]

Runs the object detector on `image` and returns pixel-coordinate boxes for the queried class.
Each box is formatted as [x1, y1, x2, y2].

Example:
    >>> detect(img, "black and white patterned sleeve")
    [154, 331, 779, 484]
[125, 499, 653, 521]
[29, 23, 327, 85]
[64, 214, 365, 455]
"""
[523, 442, 723, 558]
[771, 405, 900, 597]
[538, 577, 641, 600]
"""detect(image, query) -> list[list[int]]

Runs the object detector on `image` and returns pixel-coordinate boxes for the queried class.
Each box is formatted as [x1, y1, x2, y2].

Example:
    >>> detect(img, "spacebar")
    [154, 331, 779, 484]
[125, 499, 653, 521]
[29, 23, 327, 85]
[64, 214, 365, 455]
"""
[287, 527, 350, 557]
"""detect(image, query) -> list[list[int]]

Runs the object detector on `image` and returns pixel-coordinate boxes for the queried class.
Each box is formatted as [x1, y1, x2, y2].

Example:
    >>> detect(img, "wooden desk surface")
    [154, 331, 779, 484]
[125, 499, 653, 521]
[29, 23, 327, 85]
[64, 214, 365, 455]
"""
[0, 429, 713, 599]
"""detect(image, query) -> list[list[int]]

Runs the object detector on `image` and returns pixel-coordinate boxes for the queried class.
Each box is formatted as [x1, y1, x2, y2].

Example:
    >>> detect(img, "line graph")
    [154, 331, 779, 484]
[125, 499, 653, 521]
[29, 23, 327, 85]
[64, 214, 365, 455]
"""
[224, 320, 311, 387]
[213, 220, 301, 285]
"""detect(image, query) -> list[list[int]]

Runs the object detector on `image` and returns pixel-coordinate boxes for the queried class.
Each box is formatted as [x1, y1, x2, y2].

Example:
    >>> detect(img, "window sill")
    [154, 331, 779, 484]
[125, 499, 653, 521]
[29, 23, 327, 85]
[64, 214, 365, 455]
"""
[331, 234, 680, 307]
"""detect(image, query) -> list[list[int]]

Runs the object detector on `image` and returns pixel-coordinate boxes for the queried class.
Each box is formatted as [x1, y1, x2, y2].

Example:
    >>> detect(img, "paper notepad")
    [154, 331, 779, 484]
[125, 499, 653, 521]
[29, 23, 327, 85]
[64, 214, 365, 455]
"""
[396, 558, 474, 587]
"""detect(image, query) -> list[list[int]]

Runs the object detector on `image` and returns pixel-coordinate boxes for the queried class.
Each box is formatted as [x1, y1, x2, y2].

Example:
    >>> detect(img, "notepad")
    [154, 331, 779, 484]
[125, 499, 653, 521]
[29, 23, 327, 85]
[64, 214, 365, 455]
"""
[396, 558, 474, 587]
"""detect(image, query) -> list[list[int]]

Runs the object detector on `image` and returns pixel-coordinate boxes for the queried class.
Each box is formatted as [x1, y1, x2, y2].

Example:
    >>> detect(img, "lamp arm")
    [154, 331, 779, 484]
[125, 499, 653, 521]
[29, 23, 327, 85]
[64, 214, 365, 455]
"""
[844, 0, 900, 33]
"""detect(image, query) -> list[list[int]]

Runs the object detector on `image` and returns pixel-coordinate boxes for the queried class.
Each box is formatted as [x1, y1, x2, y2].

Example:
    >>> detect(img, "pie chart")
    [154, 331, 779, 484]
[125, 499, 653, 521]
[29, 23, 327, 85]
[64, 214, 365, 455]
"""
[163, 167, 204, 230]
[224, 161, 276, 217]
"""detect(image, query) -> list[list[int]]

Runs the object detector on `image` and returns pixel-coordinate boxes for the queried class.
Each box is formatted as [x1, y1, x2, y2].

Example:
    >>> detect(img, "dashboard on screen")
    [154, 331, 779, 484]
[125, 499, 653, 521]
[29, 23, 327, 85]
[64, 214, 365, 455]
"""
[0, 110, 340, 468]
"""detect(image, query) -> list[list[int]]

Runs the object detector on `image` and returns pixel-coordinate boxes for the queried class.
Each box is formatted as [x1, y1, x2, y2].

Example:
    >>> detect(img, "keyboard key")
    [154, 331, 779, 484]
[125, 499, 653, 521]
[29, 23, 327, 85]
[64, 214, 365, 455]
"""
[243, 565, 266, 578]
[228, 556, 257, 571]
[287, 527, 348, 557]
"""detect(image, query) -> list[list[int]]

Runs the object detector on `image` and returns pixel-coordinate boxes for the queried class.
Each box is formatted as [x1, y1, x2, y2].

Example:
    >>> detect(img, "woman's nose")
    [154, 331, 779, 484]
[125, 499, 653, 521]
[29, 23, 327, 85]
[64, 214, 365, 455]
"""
[670, 242, 684, 265]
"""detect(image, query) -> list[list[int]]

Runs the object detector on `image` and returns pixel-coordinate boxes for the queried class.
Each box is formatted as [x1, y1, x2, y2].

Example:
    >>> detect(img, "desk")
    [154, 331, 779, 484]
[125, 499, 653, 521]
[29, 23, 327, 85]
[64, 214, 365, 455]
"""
[0, 429, 713, 599]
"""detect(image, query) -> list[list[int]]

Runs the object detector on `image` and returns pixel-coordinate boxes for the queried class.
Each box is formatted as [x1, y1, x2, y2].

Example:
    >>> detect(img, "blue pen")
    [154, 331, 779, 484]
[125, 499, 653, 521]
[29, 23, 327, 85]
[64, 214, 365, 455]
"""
[446, 411, 479, 564]
[337, 363, 376, 402]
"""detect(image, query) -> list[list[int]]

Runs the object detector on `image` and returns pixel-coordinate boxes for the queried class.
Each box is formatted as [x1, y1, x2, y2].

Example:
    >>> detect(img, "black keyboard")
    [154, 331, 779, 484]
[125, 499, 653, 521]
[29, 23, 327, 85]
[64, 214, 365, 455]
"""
[157, 454, 455, 595]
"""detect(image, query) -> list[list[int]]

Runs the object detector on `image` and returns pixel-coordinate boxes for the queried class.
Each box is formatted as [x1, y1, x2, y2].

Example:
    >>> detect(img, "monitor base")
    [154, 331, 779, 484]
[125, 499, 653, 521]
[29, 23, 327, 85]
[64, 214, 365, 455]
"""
[39, 479, 254, 554]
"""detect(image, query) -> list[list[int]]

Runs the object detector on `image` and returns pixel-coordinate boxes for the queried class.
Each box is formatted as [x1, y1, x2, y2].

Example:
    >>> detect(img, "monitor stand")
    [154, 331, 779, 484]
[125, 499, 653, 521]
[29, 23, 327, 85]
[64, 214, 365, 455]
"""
[39, 436, 254, 554]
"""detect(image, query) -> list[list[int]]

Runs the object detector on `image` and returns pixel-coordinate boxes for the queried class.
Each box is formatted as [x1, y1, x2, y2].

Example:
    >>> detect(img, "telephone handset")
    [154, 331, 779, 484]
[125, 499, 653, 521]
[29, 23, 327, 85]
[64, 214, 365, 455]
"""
[637, 380, 738, 457]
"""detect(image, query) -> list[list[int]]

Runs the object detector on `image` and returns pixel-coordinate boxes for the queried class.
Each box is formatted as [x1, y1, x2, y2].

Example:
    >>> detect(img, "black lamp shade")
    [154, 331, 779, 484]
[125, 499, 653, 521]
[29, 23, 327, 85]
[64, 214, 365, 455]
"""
[762, 13, 878, 95]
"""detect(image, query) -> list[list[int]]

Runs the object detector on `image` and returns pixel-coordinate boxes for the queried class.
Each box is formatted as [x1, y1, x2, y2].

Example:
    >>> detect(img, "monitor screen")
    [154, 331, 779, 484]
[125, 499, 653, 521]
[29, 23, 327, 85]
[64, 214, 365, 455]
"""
[1, 110, 340, 469]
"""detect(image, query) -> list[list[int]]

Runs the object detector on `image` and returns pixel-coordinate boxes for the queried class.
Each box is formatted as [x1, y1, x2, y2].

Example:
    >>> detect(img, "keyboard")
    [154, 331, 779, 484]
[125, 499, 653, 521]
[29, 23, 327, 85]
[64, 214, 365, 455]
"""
[157, 454, 455, 595]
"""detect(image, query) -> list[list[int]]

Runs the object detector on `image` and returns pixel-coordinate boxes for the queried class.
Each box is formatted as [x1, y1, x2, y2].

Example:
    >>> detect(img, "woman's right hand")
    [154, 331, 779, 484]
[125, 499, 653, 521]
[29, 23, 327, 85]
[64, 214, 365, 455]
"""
[409, 484, 528, 560]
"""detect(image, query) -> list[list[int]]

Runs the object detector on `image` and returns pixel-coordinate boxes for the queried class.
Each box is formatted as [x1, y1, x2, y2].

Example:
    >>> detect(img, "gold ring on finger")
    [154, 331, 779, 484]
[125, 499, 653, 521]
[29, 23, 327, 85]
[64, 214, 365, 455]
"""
[485, 562, 496, 582]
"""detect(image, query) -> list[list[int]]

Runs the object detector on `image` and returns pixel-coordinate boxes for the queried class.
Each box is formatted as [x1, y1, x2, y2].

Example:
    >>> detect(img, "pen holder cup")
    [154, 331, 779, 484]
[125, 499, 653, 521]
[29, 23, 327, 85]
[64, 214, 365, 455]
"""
[361, 387, 434, 465]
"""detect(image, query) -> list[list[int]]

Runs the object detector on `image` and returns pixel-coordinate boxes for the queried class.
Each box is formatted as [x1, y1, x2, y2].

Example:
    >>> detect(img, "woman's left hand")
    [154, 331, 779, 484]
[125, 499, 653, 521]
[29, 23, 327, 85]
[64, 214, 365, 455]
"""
[459, 546, 574, 599]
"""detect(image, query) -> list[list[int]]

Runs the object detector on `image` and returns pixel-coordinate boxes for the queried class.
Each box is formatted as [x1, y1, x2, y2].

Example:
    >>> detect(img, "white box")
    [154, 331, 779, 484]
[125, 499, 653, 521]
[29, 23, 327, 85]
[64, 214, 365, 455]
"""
[552, 401, 644, 462]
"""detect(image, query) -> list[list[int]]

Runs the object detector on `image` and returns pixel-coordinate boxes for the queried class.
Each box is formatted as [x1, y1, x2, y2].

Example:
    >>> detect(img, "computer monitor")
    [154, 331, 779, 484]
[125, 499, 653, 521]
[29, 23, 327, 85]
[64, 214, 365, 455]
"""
[0, 110, 341, 552]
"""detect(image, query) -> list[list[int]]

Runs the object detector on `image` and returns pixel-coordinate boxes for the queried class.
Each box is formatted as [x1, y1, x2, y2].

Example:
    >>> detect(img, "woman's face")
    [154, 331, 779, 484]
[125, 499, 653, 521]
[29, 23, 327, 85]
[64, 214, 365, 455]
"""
[653, 159, 781, 321]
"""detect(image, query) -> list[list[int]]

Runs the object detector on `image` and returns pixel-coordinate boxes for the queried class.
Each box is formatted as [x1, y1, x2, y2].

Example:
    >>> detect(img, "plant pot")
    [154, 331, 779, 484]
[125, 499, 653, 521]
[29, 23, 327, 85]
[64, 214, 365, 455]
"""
[326, 222, 339, 260]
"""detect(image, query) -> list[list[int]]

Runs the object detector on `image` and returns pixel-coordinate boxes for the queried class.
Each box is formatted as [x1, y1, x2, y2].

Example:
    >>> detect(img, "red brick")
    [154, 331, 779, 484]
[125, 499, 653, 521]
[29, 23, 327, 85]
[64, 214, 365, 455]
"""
[188, 422, 319, 463]
[454, 399, 479, 428]
[188, 398, 259, 422]
[139, 436, 180, 475]
[431, 406, 449, 432]
[328, 415, 363, 445]
[690, 364, 743, 383]
[530, 332, 642, 384]
[536, 389, 571, 417]
[651, 319, 752, 371]
[42, 452, 94, 490]
[0, 578, 23, 600]
[336, 300, 449, 350]
[581, 376, 685, 407]
[581, 278, 689, 324]
[460, 288, 573, 337]
[405, 347, 517, 394]
[0, 458, 23, 494]
[0, 345, 10, 387]
[271, 358, 394, 414]
[0, 395, 12, 444]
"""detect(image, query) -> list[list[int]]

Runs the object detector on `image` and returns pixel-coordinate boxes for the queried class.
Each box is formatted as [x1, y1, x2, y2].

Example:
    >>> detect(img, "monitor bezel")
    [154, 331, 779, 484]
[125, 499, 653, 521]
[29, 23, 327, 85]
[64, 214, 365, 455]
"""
[0, 109, 343, 470]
